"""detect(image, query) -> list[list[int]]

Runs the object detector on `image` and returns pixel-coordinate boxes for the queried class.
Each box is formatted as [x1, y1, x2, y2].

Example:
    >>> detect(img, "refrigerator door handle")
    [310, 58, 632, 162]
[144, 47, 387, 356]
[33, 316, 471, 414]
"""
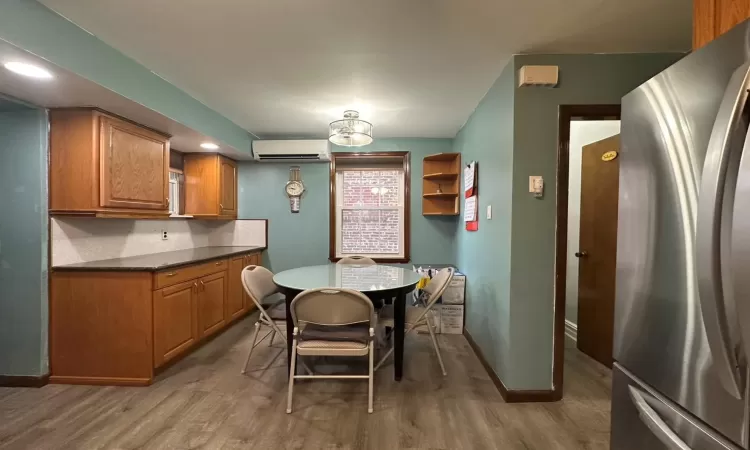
[628, 386, 692, 450]
[731, 127, 750, 383]
[696, 62, 750, 400]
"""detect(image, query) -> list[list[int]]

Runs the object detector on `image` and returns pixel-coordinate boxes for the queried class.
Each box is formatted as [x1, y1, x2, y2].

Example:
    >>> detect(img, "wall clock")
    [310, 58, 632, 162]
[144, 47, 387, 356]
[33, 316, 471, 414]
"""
[285, 166, 305, 213]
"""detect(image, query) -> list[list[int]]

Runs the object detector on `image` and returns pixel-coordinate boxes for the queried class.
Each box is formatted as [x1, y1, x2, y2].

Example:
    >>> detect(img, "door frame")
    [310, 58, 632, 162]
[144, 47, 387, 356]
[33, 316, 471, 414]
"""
[553, 104, 621, 399]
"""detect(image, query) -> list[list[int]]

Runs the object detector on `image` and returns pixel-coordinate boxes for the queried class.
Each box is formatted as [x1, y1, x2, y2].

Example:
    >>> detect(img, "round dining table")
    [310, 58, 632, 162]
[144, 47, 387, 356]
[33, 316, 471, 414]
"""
[273, 264, 422, 381]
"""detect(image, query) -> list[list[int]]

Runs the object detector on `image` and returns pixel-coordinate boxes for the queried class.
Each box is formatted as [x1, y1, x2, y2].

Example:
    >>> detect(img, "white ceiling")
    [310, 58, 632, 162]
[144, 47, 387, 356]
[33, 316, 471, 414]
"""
[0, 39, 251, 159]
[39, 0, 691, 139]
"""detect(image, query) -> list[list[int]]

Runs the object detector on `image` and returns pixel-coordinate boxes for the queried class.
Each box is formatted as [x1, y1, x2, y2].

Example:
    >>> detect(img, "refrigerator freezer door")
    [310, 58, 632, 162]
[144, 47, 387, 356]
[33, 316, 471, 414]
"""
[612, 364, 741, 450]
[616, 21, 750, 445]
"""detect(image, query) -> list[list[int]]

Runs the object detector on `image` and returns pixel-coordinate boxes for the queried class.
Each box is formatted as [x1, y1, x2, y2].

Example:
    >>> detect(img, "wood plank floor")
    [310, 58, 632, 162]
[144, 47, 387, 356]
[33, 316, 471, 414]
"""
[0, 317, 611, 449]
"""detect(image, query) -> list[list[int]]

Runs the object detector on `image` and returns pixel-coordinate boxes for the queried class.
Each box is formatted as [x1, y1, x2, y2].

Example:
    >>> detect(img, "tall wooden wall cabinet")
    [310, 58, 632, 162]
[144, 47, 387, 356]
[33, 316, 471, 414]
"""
[694, 0, 750, 48]
[49, 108, 170, 218]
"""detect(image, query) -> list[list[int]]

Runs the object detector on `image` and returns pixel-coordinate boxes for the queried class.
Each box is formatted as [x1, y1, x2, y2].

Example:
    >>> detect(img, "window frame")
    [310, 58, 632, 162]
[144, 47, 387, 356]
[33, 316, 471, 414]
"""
[329, 151, 411, 263]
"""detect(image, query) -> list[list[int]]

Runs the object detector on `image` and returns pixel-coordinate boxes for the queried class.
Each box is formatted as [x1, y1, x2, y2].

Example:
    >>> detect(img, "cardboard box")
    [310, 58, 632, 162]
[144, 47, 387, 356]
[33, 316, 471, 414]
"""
[442, 273, 465, 304]
[416, 306, 441, 334]
[440, 305, 464, 334]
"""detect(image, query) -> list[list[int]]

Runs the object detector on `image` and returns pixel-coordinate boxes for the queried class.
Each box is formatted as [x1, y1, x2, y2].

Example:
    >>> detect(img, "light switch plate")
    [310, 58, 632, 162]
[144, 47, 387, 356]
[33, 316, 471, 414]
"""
[529, 176, 544, 198]
[486, 205, 492, 220]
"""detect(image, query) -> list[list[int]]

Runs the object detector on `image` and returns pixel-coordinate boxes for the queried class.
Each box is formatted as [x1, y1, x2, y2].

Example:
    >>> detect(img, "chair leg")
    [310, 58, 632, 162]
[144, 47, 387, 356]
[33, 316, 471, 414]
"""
[269, 330, 275, 347]
[426, 320, 447, 376]
[368, 340, 374, 413]
[286, 342, 297, 414]
[375, 346, 394, 372]
[241, 321, 261, 374]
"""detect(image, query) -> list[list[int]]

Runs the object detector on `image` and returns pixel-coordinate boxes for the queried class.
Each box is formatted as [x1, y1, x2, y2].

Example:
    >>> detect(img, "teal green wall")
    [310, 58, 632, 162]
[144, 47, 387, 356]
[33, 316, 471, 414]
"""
[0, 103, 49, 376]
[0, 0, 252, 152]
[238, 139, 457, 272]
[452, 60, 516, 385]
[508, 53, 683, 389]
[453, 53, 684, 391]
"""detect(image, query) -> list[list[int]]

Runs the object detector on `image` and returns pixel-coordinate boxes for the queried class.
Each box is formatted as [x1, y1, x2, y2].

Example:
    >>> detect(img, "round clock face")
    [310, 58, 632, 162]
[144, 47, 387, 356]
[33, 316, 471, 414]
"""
[285, 181, 304, 197]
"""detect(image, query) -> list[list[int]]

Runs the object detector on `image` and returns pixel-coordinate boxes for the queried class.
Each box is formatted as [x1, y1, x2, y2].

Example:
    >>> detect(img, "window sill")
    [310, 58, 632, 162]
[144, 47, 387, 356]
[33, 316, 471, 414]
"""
[330, 257, 410, 264]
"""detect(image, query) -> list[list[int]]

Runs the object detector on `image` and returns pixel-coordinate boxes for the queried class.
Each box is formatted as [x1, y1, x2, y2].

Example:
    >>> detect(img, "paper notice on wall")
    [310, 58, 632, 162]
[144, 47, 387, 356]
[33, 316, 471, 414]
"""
[464, 196, 477, 222]
[464, 162, 476, 196]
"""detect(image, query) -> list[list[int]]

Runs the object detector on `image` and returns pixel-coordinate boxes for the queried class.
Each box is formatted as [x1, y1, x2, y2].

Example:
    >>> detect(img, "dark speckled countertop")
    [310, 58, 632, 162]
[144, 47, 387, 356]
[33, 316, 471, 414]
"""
[52, 246, 265, 272]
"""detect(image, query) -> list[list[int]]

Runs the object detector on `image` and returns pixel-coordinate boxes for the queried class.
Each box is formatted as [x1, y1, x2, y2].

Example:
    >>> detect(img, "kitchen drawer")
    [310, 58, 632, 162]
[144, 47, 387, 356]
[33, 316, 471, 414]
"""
[154, 259, 228, 289]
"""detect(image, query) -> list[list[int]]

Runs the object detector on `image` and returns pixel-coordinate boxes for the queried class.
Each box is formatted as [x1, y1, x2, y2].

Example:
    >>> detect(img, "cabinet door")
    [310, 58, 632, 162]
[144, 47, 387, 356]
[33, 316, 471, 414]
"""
[99, 115, 169, 210]
[153, 280, 198, 368]
[219, 156, 237, 217]
[227, 256, 245, 321]
[198, 271, 227, 338]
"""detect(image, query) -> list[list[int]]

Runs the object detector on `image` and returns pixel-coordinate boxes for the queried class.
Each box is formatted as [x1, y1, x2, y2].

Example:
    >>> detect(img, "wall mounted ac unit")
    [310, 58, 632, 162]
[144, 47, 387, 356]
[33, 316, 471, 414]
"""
[518, 65, 559, 88]
[252, 139, 331, 163]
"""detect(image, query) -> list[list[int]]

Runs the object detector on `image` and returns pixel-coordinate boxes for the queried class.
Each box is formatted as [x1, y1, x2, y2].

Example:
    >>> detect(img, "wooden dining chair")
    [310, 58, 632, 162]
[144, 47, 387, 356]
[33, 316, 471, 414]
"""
[375, 267, 454, 376]
[287, 287, 377, 414]
[336, 256, 377, 265]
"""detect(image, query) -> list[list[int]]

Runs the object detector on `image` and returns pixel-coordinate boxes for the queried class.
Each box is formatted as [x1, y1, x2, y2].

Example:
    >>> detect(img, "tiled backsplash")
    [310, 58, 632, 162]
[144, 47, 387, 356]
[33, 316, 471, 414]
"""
[51, 218, 266, 266]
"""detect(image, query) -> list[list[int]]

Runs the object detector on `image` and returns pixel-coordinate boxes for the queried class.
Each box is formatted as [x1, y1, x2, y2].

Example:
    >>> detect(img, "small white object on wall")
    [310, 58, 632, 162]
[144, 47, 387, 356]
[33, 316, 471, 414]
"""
[486, 205, 492, 220]
[518, 65, 559, 88]
[529, 176, 544, 198]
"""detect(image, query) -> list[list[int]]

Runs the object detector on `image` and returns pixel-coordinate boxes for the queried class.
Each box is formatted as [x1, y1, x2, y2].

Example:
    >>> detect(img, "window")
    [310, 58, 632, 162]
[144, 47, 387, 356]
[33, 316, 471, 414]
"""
[329, 152, 410, 263]
[168, 169, 184, 216]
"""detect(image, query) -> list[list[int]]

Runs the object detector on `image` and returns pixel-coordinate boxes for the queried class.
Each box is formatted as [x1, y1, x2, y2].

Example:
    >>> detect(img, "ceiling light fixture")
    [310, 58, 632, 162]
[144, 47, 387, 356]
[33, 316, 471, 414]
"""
[3, 61, 53, 79]
[200, 142, 219, 150]
[329, 110, 373, 147]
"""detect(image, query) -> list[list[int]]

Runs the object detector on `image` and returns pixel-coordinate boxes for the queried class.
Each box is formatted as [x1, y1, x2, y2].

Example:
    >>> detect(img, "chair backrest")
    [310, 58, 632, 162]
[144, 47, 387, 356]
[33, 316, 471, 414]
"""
[422, 267, 455, 309]
[241, 265, 278, 309]
[290, 288, 375, 328]
[337, 256, 376, 266]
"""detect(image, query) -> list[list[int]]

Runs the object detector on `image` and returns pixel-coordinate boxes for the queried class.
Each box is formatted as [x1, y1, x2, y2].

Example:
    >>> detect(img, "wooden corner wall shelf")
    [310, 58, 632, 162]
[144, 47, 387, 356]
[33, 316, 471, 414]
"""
[422, 152, 461, 216]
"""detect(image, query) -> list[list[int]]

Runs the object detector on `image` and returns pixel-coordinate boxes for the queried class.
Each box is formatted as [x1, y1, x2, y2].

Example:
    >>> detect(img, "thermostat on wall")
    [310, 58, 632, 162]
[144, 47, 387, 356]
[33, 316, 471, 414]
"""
[518, 65, 559, 88]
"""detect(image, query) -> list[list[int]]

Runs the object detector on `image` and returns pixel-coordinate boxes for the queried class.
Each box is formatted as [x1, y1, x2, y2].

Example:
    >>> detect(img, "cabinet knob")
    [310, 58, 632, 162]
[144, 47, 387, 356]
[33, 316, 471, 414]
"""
[166, 272, 177, 277]
[220, 203, 224, 210]
[215, 262, 222, 266]
[200, 280, 205, 291]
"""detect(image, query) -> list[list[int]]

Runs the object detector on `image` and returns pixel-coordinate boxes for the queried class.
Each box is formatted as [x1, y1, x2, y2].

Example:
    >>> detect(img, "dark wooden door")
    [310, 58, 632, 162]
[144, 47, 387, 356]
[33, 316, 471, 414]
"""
[576, 134, 620, 368]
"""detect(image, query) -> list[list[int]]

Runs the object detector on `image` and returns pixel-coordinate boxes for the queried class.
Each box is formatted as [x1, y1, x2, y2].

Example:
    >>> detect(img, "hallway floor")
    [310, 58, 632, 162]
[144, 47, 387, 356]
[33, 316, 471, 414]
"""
[0, 318, 611, 449]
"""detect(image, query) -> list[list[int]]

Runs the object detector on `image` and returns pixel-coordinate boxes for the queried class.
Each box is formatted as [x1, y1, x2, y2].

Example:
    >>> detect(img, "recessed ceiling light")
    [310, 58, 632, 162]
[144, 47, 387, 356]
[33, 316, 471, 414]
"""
[200, 142, 219, 150]
[3, 62, 53, 79]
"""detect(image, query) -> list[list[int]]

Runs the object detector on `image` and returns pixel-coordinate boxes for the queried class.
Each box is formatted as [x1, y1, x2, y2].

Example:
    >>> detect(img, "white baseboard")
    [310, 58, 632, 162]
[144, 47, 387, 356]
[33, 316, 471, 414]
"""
[565, 319, 577, 342]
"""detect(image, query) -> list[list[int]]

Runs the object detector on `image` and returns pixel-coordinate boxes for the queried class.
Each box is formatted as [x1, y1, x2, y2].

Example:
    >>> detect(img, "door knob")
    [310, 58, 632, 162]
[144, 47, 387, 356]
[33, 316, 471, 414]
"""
[575, 251, 588, 258]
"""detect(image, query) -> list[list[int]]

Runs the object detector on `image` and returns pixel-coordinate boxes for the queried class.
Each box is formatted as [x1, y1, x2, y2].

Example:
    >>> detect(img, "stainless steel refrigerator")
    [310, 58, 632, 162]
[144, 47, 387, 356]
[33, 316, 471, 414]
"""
[613, 21, 750, 450]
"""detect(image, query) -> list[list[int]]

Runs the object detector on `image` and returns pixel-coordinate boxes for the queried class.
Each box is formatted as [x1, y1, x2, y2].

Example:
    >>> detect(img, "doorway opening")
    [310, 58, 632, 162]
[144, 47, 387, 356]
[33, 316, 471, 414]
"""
[553, 105, 621, 399]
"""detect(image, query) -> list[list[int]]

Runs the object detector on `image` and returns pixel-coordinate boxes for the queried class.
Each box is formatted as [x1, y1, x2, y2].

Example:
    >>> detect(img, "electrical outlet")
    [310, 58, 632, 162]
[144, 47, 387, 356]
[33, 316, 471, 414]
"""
[161, 230, 168, 240]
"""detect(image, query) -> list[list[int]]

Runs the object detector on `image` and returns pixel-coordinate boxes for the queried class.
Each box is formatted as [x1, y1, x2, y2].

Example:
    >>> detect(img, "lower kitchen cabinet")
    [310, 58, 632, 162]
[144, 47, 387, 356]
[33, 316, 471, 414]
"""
[153, 280, 198, 368]
[50, 250, 263, 385]
[198, 271, 227, 338]
[227, 256, 246, 321]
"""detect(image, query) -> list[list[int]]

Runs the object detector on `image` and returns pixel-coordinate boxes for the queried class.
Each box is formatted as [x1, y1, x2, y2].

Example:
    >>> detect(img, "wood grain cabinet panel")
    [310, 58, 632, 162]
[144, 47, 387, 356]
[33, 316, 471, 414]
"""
[198, 271, 227, 338]
[184, 154, 238, 219]
[219, 157, 238, 217]
[694, 0, 750, 48]
[49, 108, 170, 218]
[227, 256, 246, 321]
[100, 115, 169, 210]
[153, 280, 198, 368]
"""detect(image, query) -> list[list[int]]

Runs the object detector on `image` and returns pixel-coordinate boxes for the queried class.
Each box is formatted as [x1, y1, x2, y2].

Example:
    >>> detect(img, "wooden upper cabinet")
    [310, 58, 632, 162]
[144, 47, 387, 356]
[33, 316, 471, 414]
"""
[694, 0, 750, 49]
[50, 108, 170, 218]
[184, 154, 239, 219]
